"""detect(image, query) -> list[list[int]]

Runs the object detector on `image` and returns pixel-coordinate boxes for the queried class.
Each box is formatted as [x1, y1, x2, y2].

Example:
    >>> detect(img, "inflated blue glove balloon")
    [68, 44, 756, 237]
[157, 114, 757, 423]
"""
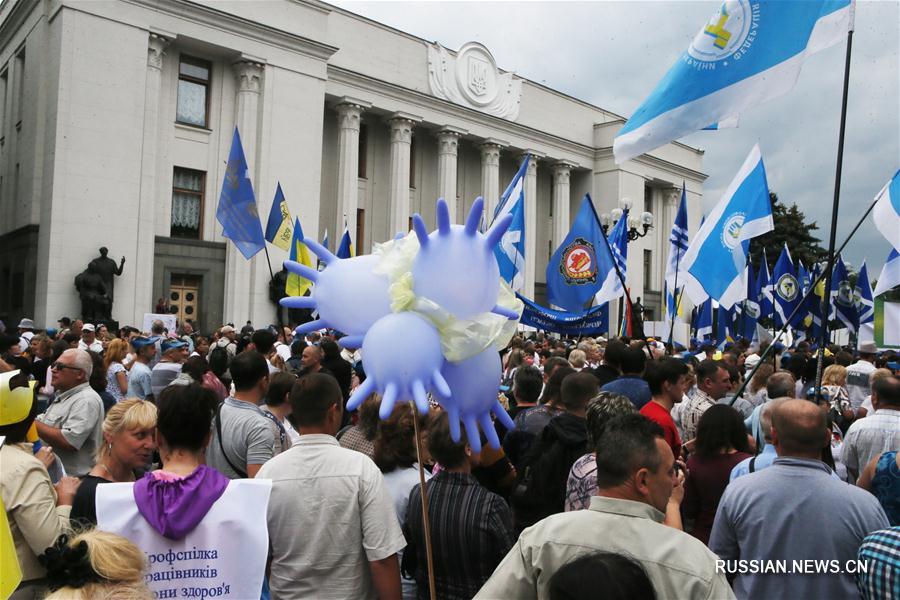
[411, 197, 519, 321]
[280, 239, 392, 349]
[347, 312, 451, 419]
[437, 347, 515, 453]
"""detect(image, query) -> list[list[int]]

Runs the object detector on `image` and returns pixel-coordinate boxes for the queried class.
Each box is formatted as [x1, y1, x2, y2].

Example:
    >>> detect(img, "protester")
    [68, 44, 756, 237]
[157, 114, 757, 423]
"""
[321, 338, 353, 400]
[126, 337, 157, 401]
[34, 349, 104, 476]
[297, 344, 332, 377]
[710, 399, 889, 599]
[681, 404, 752, 545]
[546, 552, 656, 600]
[95, 383, 272, 600]
[206, 351, 274, 479]
[730, 398, 790, 481]
[746, 362, 774, 407]
[745, 371, 796, 450]
[856, 526, 900, 600]
[564, 392, 636, 511]
[846, 342, 878, 418]
[374, 403, 430, 600]
[260, 373, 405, 600]
[476, 414, 732, 600]
[149, 339, 188, 398]
[588, 338, 624, 387]
[77, 324, 102, 353]
[856, 450, 900, 525]
[207, 325, 238, 384]
[251, 328, 280, 374]
[1, 369, 81, 599]
[842, 375, 900, 482]
[70, 399, 157, 525]
[39, 530, 152, 600]
[681, 359, 730, 442]
[511, 372, 597, 530]
[261, 371, 297, 454]
[407, 412, 515, 600]
[504, 365, 574, 471]
[339, 393, 381, 459]
[507, 365, 542, 420]
[600, 346, 650, 409]
[640, 357, 689, 458]
[103, 338, 129, 403]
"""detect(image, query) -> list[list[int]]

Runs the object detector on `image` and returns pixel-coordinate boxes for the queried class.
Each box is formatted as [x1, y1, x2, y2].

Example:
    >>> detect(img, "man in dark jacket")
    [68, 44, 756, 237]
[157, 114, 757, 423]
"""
[511, 372, 598, 532]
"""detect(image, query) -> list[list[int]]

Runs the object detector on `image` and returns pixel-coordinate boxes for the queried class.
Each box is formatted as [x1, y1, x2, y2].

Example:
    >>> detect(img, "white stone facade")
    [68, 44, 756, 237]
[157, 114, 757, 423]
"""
[0, 0, 706, 333]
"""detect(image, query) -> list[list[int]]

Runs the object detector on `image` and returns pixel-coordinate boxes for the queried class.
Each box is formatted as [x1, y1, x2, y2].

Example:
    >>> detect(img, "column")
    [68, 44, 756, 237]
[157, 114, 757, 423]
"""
[479, 139, 505, 221]
[551, 161, 576, 252]
[437, 126, 466, 218]
[520, 151, 541, 300]
[132, 32, 169, 326]
[335, 97, 370, 247]
[224, 60, 264, 326]
[387, 112, 420, 235]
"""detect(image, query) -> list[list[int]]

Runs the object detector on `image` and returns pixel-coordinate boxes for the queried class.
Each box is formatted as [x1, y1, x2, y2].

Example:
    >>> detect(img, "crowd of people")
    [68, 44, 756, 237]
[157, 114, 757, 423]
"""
[0, 314, 898, 599]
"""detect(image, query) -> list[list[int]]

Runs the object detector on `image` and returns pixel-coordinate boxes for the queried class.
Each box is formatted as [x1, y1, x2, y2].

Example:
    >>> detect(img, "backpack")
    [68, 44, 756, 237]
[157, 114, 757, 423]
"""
[209, 343, 231, 377]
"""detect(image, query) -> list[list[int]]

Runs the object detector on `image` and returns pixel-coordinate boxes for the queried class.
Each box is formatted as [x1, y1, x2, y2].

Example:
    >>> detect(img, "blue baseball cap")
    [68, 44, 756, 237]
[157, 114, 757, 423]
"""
[161, 339, 188, 353]
[131, 336, 159, 349]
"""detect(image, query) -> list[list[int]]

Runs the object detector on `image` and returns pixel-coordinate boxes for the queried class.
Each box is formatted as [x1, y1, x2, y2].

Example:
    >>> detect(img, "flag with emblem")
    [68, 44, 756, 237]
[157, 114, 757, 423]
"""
[216, 127, 266, 259]
[680, 145, 774, 309]
[772, 244, 803, 329]
[264, 183, 293, 251]
[614, 0, 854, 163]
[856, 261, 875, 342]
[546, 195, 607, 312]
[829, 255, 857, 332]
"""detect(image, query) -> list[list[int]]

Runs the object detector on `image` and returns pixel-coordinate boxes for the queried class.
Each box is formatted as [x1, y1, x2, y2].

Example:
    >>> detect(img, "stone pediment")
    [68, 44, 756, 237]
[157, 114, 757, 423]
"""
[427, 42, 522, 122]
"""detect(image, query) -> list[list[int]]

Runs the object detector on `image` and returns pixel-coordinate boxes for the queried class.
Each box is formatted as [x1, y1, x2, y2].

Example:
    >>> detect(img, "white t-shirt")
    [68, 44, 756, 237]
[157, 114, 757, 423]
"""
[846, 360, 876, 409]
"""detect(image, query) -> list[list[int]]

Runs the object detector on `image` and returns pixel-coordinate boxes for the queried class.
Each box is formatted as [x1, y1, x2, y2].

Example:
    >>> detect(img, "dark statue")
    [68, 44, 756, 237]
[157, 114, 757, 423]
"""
[74, 264, 110, 321]
[269, 267, 312, 327]
[88, 247, 125, 306]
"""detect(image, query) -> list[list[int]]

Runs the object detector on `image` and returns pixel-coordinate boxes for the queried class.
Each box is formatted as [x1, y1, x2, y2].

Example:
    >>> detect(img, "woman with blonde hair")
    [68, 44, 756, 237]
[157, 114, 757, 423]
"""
[821, 364, 850, 411]
[103, 338, 130, 402]
[70, 399, 157, 525]
[40, 530, 152, 599]
[747, 363, 774, 408]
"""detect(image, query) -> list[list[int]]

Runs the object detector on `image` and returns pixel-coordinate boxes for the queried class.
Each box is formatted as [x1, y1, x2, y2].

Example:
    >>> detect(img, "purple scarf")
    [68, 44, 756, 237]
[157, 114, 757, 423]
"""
[133, 465, 229, 540]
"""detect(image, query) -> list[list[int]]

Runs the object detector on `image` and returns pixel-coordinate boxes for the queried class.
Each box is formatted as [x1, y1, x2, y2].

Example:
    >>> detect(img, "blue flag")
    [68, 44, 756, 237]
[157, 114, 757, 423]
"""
[772, 245, 802, 328]
[830, 255, 856, 332]
[694, 297, 714, 343]
[757, 250, 774, 320]
[217, 127, 266, 259]
[546, 195, 606, 312]
[856, 261, 874, 327]
[614, 1, 853, 163]
[664, 184, 689, 324]
[681, 145, 774, 308]
[716, 303, 734, 348]
[493, 156, 529, 291]
[873, 249, 900, 297]
[264, 183, 293, 251]
[742, 263, 759, 340]
[337, 223, 354, 259]
[593, 208, 629, 306]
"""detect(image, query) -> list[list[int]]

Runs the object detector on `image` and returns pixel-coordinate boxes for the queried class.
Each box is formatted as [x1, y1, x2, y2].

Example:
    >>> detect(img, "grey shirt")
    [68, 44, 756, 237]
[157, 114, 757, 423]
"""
[710, 456, 890, 599]
[207, 397, 275, 479]
[36, 383, 104, 476]
[127, 361, 152, 400]
[150, 361, 182, 398]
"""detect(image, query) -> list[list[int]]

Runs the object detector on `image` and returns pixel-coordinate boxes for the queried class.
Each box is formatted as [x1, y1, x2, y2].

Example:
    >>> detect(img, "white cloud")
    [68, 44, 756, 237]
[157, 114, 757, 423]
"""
[334, 0, 899, 270]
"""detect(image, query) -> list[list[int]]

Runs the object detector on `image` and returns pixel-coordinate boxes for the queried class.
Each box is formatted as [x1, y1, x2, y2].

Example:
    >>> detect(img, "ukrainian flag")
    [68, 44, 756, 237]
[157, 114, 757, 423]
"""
[264, 183, 293, 252]
[286, 218, 315, 297]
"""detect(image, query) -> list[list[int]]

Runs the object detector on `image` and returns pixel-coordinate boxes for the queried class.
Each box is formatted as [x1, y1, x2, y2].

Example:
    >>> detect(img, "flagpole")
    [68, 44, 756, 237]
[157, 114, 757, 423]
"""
[815, 23, 854, 398]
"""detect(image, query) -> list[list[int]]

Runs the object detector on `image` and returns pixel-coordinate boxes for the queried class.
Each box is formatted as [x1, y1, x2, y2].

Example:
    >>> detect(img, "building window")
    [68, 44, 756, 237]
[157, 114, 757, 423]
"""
[409, 134, 416, 189]
[643, 249, 652, 291]
[176, 55, 211, 128]
[358, 123, 368, 179]
[0, 69, 7, 141]
[644, 185, 653, 215]
[356, 208, 365, 252]
[14, 48, 25, 128]
[171, 167, 205, 239]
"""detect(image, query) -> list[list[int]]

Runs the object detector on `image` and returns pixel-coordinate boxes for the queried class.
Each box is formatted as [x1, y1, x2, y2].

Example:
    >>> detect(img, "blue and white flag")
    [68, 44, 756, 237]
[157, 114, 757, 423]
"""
[772, 245, 803, 328]
[664, 185, 689, 325]
[757, 250, 774, 320]
[694, 298, 714, 342]
[492, 156, 529, 291]
[873, 169, 900, 251]
[546, 195, 606, 312]
[681, 145, 774, 308]
[830, 255, 857, 332]
[217, 127, 266, 259]
[593, 209, 629, 306]
[873, 249, 900, 297]
[742, 263, 759, 340]
[856, 261, 874, 326]
[614, 0, 854, 163]
[716, 303, 735, 347]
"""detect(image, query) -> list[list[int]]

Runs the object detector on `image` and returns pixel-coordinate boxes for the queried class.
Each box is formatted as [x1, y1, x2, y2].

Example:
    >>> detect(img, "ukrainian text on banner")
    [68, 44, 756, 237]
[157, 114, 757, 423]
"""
[516, 294, 608, 336]
[96, 480, 271, 600]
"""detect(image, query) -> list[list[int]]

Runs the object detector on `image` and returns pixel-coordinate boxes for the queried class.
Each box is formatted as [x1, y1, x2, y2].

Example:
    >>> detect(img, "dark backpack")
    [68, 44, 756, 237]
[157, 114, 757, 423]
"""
[209, 344, 231, 377]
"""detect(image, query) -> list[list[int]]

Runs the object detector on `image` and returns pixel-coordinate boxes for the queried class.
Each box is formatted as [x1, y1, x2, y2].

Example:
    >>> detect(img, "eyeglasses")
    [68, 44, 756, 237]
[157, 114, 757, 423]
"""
[51, 362, 83, 372]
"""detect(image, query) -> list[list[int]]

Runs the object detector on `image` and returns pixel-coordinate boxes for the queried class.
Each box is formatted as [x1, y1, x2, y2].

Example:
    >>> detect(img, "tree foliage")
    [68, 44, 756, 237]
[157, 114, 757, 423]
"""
[748, 192, 827, 269]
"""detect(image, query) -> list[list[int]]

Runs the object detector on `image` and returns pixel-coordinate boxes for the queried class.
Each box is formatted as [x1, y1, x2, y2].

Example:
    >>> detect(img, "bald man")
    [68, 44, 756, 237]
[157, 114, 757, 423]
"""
[710, 400, 888, 600]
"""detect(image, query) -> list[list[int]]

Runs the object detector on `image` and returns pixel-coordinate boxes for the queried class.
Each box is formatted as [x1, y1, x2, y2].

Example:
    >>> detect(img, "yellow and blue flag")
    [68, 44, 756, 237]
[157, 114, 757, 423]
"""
[337, 223, 354, 259]
[216, 127, 266, 259]
[264, 183, 293, 251]
[286, 218, 315, 297]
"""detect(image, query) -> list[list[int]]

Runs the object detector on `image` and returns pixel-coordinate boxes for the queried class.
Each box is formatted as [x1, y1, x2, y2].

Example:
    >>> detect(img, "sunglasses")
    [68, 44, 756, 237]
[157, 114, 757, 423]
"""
[51, 362, 83, 372]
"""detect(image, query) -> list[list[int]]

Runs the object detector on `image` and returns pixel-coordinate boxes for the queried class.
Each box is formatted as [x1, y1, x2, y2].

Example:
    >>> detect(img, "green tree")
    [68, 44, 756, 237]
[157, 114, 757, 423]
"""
[748, 192, 827, 269]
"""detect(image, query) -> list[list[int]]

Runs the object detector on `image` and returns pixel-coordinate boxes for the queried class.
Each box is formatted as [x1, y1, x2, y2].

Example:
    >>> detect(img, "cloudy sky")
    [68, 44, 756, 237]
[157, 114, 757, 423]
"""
[336, 0, 899, 274]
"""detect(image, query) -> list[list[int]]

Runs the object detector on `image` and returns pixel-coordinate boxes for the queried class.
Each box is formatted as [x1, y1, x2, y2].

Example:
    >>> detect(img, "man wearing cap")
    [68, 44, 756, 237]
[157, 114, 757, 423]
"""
[151, 339, 189, 398]
[16, 318, 35, 353]
[127, 336, 158, 401]
[34, 348, 104, 476]
[846, 342, 878, 419]
[77, 323, 103, 353]
[208, 325, 238, 382]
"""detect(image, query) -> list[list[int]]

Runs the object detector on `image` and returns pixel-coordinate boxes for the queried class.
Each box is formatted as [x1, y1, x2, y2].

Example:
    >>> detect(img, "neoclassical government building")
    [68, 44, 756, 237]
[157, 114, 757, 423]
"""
[0, 0, 706, 334]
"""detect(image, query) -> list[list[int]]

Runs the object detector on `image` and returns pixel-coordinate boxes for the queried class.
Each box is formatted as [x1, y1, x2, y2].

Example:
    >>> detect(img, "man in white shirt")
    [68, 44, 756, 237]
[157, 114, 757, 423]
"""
[76, 323, 103, 353]
[259, 373, 404, 600]
[846, 342, 878, 416]
[842, 375, 900, 482]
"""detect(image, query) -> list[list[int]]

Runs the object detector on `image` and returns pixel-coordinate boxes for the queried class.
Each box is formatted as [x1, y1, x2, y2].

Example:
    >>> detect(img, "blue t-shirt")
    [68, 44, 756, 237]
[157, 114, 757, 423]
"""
[871, 451, 900, 526]
[127, 362, 153, 399]
[601, 376, 651, 410]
